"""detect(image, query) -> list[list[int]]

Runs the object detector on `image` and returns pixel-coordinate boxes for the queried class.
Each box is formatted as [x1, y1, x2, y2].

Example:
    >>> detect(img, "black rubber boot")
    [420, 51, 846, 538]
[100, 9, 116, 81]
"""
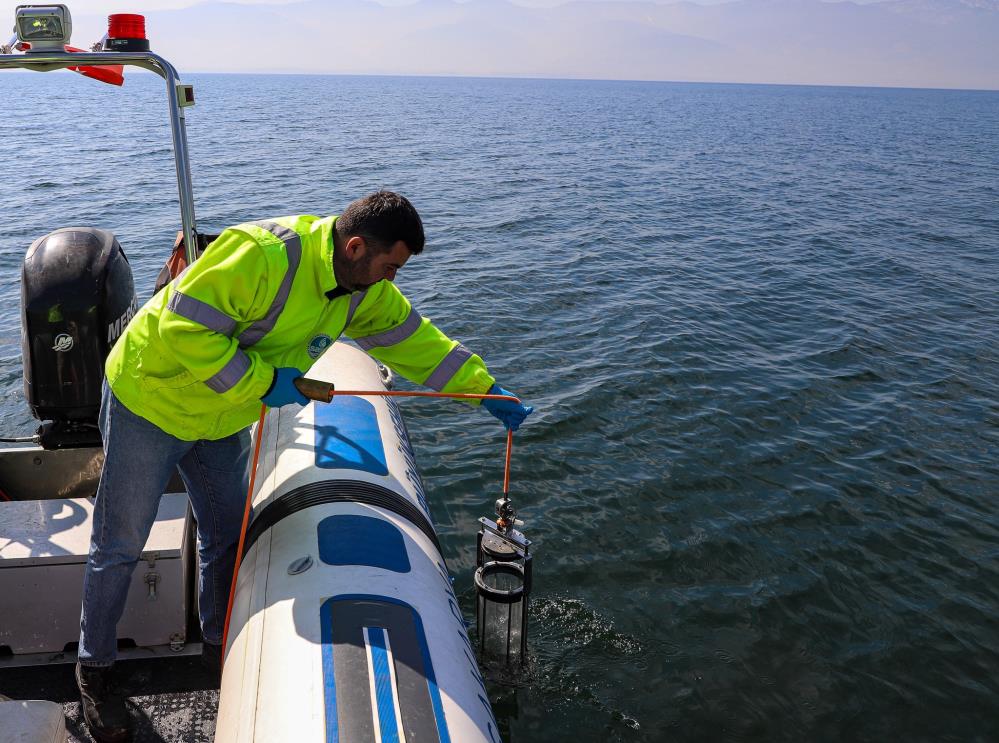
[201, 641, 222, 681]
[76, 662, 132, 742]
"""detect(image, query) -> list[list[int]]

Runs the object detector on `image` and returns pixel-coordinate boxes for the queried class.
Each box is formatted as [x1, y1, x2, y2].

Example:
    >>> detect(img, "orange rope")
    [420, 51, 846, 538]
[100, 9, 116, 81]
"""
[220, 403, 267, 670]
[326, 390, 519, 496]
[219, 390, 520, 669]
[503, 429, 513, 496]
[327, 390, 519, 402]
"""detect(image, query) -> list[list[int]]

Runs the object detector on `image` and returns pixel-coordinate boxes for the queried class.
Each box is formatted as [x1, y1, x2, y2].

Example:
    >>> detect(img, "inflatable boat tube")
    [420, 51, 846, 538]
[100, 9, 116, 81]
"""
[216, 342, 499, 743]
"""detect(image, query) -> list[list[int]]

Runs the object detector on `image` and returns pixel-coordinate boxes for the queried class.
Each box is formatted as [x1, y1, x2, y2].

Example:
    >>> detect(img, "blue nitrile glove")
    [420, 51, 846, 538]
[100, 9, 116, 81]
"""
[261, 367, 309, 408]
[481, 384, 534, 431]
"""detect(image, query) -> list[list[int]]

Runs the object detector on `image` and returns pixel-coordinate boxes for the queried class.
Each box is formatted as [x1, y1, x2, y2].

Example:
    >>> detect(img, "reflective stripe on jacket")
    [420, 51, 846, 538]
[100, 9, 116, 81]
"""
[106, 215, 495, 440]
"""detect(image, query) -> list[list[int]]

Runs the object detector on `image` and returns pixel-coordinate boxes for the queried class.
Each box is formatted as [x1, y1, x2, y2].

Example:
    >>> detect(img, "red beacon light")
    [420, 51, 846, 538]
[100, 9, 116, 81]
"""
[104, 13, 149, 52]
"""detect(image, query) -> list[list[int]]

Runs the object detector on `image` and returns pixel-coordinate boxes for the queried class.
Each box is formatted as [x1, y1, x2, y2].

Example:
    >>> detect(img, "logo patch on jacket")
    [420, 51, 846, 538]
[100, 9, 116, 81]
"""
[308, 334, 333, 359]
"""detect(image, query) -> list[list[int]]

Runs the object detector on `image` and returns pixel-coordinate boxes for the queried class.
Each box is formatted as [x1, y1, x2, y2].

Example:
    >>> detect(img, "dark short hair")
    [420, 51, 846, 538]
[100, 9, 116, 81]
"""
[337, 191, 425, 255]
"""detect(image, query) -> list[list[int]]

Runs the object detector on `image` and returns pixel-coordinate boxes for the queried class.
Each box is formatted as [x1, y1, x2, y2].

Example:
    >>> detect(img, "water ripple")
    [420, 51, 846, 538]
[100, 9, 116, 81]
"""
[1, 73, 998, 741]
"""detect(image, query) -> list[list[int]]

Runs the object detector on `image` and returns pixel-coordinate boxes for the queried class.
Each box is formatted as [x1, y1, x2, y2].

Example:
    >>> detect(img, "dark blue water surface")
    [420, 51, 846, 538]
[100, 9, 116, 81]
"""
[1, 72, 998, 742]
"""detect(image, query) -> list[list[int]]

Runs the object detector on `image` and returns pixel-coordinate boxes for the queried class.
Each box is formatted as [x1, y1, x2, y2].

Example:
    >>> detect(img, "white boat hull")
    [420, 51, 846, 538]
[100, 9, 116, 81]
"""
[216, 342, 499, 743]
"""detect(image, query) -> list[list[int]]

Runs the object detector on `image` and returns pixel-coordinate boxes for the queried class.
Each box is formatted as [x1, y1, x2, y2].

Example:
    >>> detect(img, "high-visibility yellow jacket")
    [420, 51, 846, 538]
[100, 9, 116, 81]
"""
[106, 215, 495, 441]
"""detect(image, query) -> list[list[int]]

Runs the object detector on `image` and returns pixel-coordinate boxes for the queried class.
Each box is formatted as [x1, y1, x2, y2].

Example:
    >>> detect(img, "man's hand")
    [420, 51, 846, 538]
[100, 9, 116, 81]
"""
[261, 367, 309, 408]
[482, 384, 534, 431]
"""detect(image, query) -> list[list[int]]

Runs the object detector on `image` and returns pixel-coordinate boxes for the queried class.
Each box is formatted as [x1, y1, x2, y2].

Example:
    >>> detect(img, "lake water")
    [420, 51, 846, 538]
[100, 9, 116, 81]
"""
[1, 71, 997, 741]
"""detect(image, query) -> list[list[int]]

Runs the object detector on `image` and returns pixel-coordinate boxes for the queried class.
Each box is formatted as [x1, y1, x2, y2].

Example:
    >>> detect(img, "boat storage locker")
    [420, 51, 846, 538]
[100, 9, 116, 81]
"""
[0, 493, 191, 658]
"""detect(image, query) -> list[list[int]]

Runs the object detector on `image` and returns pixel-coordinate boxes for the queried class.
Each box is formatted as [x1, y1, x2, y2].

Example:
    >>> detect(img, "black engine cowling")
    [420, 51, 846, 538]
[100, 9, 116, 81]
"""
[21, 227, 137, 448]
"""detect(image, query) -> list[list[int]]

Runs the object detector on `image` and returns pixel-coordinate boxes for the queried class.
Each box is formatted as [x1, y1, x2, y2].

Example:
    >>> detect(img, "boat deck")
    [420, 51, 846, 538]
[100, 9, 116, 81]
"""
[0, 656, 218, 742]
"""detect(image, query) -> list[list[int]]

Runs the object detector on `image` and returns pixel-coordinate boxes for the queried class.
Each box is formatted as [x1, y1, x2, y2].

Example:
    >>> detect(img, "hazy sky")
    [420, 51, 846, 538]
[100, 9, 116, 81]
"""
[16, 0, 745, 10]
[7, 0, 998, 89]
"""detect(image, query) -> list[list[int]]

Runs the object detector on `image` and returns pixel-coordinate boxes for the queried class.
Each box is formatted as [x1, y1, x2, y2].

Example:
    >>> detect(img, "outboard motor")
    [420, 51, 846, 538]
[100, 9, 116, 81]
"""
[21, 227, 138, 449]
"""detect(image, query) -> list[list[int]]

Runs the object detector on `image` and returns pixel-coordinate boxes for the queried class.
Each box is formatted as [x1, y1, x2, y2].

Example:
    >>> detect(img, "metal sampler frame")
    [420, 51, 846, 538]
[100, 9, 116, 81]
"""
[0, 50, 199, 262]
[475, 516, 533, 663]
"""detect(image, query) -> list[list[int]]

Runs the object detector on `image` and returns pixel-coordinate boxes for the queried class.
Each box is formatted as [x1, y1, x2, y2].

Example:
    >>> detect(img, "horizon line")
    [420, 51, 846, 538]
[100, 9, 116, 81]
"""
[4, 67, 998, 94]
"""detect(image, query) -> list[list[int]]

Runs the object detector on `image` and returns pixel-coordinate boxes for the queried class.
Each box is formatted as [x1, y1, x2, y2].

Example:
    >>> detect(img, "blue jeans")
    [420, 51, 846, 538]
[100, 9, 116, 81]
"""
[78, 383, 250, 666]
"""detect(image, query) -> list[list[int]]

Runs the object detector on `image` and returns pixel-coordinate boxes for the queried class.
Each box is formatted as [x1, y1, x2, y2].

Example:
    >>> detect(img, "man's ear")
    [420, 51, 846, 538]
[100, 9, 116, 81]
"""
[344, 235, 366, 260]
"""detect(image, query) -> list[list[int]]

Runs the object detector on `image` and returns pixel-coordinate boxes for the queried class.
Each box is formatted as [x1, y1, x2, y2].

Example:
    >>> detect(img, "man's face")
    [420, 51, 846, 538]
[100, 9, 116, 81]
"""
[342, 238, 411, 292]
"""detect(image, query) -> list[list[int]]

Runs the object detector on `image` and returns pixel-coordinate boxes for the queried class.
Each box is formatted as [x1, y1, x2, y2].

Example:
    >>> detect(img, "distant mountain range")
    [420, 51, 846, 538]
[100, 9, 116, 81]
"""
[73, 0, 999, 89]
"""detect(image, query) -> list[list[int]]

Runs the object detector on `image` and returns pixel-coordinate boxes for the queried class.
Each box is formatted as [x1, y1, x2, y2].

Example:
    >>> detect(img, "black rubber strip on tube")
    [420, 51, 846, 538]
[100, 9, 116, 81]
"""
[240, 479, 442, 559]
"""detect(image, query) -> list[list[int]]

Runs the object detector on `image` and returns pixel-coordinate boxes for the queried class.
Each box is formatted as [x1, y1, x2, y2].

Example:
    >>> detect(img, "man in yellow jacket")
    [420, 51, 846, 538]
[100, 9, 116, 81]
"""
[76, 191, 532, 742]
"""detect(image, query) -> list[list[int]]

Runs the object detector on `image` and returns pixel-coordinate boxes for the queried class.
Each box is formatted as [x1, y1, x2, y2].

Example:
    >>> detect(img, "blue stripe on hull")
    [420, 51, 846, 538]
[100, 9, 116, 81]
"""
[321, 601, 340, 743]
[320, 595, 452, 743]
[314, 396, 388, 475]
[367, 627, 401, 743]
[318, 515, 411, 573]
